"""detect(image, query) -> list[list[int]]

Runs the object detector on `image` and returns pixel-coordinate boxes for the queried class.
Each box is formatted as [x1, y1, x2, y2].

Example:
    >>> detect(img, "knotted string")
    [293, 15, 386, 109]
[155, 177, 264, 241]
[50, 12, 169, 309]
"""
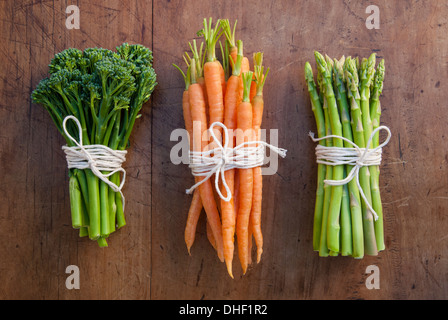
[309, 125, 392, 220]
[186, 122, 287, 202]
[62, 115, 127, 212]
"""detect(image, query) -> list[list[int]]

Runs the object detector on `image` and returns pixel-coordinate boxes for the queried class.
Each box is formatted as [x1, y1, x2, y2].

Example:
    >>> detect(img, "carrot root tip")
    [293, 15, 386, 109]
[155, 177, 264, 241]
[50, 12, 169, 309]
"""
[256, 250, 263, 263]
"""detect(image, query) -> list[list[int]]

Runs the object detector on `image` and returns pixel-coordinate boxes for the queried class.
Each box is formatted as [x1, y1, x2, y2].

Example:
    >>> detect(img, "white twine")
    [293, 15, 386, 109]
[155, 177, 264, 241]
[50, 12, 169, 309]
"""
[186, 122, 287, 202]
[309, 125, 392, 220]
[61, 115, 127, 212]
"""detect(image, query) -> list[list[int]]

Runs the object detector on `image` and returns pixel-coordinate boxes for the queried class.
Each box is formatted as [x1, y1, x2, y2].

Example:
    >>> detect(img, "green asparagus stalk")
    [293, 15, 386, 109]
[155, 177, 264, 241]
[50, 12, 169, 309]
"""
[314, 59, 334, 257]
[329, 56, 352, 256]
[360, 54, 382, 256]
[359, 54, 376, 148]
[346, 56, 378, 256]
[305, 62, 327, 251]
[319, 96, 332, 257]
[340, 168, 352, 256]
[333, 57, 365, 257]
[315, 51, 344, 253]
[369, 58, 385, 251]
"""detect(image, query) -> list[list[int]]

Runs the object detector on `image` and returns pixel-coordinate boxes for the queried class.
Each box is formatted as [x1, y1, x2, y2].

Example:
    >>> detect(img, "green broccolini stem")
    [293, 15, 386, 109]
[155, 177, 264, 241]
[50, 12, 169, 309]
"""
[74, 169, 90, 226]
[69, 174, 83, 229]
[99, 179, 111, 237]
[85, 169, 101, 240]
[79, 227, 89, 237]
[97, 236, 108, 248]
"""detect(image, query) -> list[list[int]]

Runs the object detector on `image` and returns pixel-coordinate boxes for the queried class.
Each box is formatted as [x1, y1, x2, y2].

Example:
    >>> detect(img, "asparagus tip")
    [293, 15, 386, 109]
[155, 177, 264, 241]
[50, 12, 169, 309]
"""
[304, 61, 314, 81]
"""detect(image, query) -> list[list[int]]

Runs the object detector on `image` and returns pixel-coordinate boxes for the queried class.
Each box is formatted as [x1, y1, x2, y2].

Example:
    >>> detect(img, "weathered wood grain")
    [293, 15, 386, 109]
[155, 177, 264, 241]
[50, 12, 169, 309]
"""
[0, 0, 447, 300]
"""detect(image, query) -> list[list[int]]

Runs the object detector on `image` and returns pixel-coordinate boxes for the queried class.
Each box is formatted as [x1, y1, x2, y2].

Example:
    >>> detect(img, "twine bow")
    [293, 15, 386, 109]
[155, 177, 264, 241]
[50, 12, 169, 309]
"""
[186, 122, 287, 202]
[309, 125, 392, 220]
[62, 115, 127, 211]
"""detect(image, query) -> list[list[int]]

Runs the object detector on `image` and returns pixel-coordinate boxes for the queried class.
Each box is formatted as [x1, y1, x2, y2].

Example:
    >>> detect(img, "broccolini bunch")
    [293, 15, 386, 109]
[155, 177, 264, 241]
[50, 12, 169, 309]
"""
[32, 43, 157, 247]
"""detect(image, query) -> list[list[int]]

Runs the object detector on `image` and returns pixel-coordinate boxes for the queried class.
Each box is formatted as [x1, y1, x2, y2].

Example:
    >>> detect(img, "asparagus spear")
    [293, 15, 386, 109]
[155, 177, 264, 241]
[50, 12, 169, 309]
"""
[360, 54, 376, 148]
[315, 51, 344, 253]
[340, 168, 352, 256]
[369, 58, 385, 251]
[305, 62, 327, 252]
[319, 95, 332, 257]
[346, 56, 378, 256]
[333, 57, 368, 258]
[332, 57, 351, 256]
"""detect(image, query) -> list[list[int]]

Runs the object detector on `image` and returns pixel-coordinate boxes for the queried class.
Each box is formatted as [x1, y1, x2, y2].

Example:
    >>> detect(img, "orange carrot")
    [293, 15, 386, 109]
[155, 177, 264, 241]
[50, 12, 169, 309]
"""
[220, 40, 243, 278]
[189, 58, 224, 262]
[247, 53, 259, 261]
[200, 18, 224, 145]
[242, 56, 250, 73]
[250, 80, 257, 102]
[204, 60, 224, 125]
[233, 166, 240, 220]
[185, 189, 203, 254]
[224, 40, 245, 135]
[243, 55, 253, 266]
[198, 77, 209, 124]
[249, 53, 262, 101]
[200, 20, 226, 248]
[221, 19, 246, 112]
[221, 19, 250, 115]
[181, 83, 203, 254]
[248, 217, 253, 265]
[218, 60, 226, 99]
[187, 41, 209, 122]
[206, 219, 217, 251]
[173, 63, 205, 254]
[236, 71, 255, 274]
[250, 54, 269, 263]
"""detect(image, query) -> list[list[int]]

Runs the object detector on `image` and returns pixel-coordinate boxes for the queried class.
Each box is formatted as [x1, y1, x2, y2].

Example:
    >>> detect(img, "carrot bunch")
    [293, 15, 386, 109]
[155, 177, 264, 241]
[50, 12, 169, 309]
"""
[174, 18, 270, 278]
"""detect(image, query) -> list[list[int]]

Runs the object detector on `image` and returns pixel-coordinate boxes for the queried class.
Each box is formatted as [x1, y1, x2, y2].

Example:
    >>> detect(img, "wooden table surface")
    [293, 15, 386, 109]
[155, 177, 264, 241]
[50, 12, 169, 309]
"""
[1, 0, 447, 300]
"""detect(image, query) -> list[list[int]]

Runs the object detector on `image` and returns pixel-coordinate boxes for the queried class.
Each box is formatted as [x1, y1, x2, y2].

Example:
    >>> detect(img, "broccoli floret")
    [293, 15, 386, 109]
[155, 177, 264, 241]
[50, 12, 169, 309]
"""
[94, 57, 136, 100]
[116, 43, 153, 67]
[32, 44, 157, 148]
[49, 48, 83, 74]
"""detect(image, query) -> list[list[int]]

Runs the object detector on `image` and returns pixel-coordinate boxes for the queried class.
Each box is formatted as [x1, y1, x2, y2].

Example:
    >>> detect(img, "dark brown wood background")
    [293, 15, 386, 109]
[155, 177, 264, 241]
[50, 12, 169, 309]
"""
[0, 0, 447, 300]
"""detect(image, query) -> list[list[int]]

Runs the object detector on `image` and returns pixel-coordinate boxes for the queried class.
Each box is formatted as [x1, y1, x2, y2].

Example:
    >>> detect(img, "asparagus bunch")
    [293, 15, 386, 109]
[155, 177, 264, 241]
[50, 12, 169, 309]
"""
[305, 51, 385, 258]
